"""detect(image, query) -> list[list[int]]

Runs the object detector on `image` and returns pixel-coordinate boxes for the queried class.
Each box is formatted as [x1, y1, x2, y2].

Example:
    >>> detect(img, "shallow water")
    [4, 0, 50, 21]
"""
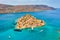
[0, 9, 60, 40]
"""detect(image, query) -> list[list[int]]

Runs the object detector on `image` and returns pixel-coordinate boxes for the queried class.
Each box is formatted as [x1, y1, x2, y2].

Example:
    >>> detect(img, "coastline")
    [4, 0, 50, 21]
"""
[0, 10, 53, 14]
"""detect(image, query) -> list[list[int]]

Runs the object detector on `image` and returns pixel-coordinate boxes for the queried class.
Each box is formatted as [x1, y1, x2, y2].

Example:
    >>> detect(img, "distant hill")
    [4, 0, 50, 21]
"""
[0, 4, 55, 13]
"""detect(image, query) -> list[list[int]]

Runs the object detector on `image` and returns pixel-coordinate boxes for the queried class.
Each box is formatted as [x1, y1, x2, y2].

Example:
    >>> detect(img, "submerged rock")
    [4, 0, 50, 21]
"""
[14, 29, 22, 32]
[15, 14, 45, 30]
[8, 36, 11, 39]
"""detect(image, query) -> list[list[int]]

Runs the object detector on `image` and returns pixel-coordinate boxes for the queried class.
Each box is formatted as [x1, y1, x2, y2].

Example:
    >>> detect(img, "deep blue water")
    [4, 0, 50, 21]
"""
[0, 9, 60, 40]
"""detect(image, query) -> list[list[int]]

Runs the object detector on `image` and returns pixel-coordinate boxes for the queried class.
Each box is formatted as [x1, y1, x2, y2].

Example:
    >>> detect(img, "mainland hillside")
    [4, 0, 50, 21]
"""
[0, 4, 55, 13]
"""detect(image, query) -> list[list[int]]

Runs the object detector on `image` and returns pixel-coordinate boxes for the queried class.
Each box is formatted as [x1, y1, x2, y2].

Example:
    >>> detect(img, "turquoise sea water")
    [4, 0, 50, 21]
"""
[0, 9, 60, 40]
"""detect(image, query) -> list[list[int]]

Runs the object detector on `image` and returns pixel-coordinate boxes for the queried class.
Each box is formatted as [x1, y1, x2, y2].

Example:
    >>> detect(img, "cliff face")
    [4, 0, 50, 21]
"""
[16, 14, 45, 29]
[0, 4, 55, 13]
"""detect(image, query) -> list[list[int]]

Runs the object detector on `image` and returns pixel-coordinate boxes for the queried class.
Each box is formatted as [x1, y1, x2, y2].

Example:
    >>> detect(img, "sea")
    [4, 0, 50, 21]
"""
[0, 9, 60, 40]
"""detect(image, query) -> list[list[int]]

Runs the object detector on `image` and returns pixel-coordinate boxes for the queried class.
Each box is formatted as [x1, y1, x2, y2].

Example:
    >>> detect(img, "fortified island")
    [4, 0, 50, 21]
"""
[15, 14, 45, 30]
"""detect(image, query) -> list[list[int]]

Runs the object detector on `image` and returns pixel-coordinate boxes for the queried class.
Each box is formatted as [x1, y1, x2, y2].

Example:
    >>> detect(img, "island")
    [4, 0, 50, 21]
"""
[15, 14, 45, 31]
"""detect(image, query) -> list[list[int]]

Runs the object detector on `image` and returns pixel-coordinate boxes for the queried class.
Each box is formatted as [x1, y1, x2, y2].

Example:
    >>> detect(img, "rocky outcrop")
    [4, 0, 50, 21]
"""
[0, 4, 55, 13]
[16, 14, 45, 30]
